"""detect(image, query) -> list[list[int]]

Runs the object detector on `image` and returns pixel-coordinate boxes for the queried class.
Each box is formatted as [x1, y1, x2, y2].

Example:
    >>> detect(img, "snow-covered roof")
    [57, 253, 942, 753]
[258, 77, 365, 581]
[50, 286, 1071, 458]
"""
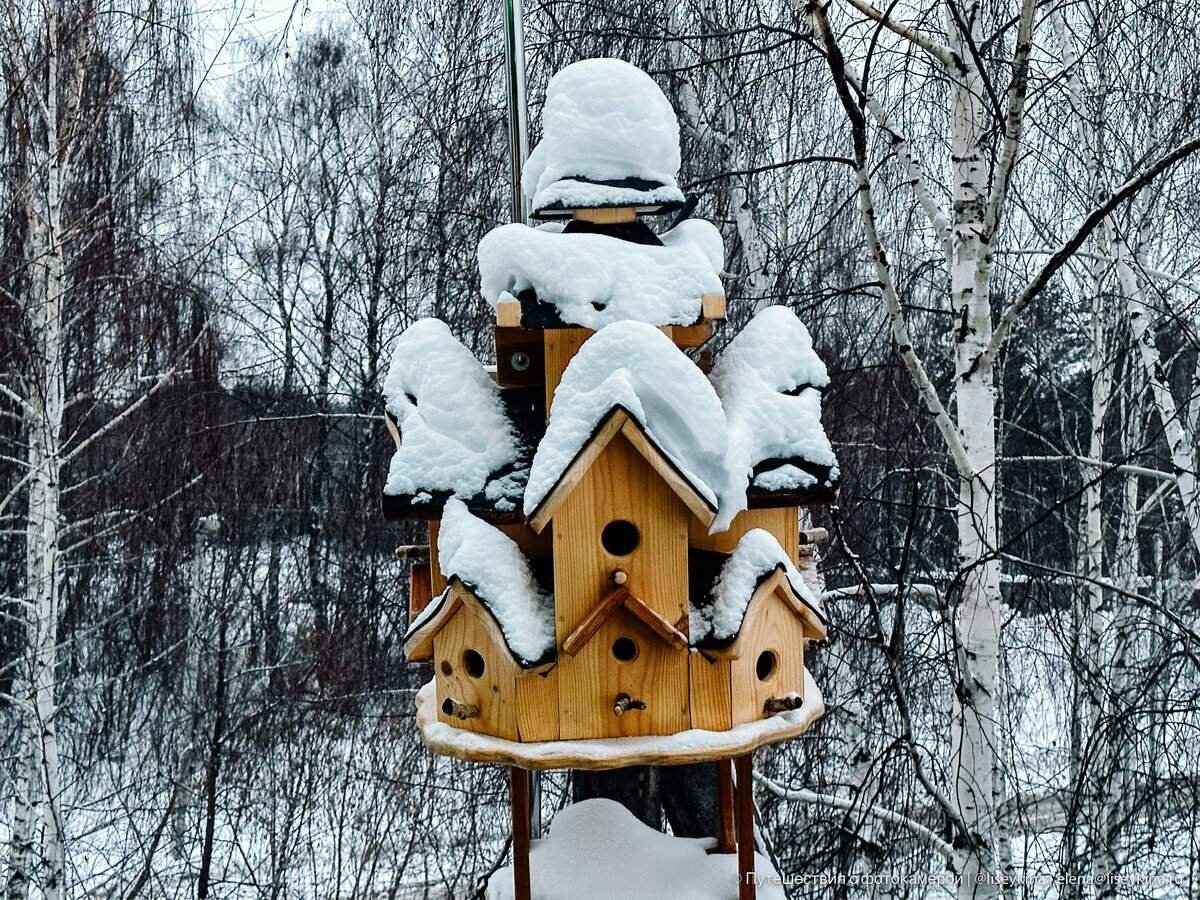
[690, 529, 827, 648]
[421, 498, 555, 668]
[477, 219, 723, 330]
[523, 322, 734, 520]
[522, 58, 685, 217]
[382, 319, 530, 517]
[710, 306, 839, 513]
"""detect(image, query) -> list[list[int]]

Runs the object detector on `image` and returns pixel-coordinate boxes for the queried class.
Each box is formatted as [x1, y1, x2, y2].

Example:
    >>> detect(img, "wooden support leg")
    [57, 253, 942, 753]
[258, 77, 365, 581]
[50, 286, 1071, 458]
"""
[710, 758, 737, 853]
[734, 754, 756, 900]
[509, 767, 532, 900]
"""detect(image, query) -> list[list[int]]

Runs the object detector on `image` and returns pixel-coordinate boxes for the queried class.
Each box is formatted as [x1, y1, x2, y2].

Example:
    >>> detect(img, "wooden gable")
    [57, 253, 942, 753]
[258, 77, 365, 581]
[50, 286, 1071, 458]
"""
[528, 407, 717, 533]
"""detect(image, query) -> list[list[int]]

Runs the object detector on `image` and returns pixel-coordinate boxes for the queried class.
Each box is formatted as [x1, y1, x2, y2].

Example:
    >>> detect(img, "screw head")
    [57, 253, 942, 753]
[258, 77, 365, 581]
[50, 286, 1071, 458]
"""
[511, 351, 531, 372]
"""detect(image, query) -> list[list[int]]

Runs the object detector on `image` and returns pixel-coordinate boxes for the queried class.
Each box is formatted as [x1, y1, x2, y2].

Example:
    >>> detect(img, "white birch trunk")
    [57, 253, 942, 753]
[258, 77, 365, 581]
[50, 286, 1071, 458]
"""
[946, 8, 1002, 896]
[11, 8, 70, 896]
[1116, 254, 1200, 560]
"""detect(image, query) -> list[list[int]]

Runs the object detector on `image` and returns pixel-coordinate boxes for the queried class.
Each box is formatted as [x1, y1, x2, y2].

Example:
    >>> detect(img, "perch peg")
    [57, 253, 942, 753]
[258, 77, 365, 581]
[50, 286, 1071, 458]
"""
[611, 568, 628, 585]
[763, 695, 803, 715]
[613, 693, 646, 716]
[442, 698, 481, 720]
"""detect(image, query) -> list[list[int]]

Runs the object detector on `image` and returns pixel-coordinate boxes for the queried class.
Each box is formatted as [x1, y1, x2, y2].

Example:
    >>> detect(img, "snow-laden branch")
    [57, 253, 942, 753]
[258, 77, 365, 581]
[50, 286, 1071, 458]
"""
[999, 455, 1176, 482]
[822, 583, 940, 601]
[969, 136, 1200, 378]
[754, 771, 963, 871]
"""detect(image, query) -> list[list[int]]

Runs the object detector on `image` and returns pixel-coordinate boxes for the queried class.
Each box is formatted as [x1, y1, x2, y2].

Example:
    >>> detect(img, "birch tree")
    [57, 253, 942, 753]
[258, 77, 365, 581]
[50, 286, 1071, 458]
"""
[809, 0, 1200, 895]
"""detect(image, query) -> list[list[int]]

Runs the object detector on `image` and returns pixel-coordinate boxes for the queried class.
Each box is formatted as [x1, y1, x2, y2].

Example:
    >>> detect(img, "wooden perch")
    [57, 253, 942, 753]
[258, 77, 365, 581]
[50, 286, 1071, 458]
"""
[613, 693, 647, 716]
[441, 698, 480, 720]
[798, 528, 829, 545]
[763, 695, 804, 715]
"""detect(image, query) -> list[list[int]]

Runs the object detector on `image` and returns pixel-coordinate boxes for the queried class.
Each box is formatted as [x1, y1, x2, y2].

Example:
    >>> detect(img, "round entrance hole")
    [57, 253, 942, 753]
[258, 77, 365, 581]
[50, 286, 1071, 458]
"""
[756, 650, 778, 682]
[440, 660, 453, 677]
[601, 519, 640, 556]
[612, 636, 639, 663]
[463, 649, 486, 679]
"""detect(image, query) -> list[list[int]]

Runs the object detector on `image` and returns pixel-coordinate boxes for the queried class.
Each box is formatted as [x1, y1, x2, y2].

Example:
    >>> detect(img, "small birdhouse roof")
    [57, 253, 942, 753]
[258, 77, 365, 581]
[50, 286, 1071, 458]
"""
[524, 322, 731, 524]
[381, 320, 536, 522]
[689, 529, 828, 652]
[477, 219, 724, 330]
[521, 59, 686, 219]
[527, 406, 718, 533]
[403, 498, 556, 668]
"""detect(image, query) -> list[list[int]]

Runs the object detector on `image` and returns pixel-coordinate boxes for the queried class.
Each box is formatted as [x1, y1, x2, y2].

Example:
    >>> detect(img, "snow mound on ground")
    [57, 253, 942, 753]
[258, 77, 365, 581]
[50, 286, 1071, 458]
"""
[710, 305, 838, 510]
[692, 528, 825, 645]
[522, 58, 685, 215]
[477, 220, 723, 329]
[523, 322, 733, 517]
[438, 498, 554, 666]
[382, 319, 522, 500]
[486, 798, 786, 900]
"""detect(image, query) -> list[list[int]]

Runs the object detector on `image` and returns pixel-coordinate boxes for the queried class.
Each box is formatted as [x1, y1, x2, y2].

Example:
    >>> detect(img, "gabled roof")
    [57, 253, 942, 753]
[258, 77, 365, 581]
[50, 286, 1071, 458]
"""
[562, 584, 688, 656]
[692, 567, 827, 660]
[689, 529, 827, 653]
[403, 578, 556, 672]
[527, 406, 717, 533]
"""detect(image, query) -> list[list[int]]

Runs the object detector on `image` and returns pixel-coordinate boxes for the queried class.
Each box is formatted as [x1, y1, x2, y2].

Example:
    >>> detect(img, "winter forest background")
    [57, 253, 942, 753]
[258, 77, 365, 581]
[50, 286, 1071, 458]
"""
[2, 0, 1199, 897]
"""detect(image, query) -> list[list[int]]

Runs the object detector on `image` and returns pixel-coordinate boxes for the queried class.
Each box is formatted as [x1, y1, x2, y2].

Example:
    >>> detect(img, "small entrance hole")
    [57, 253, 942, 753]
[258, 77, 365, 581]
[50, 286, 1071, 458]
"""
[463, 649, 486, 678]
[601, 520, 640, 556]
[756, 650, 778, 682]
[440, 660, 453, 677]
[612, 636, 639, 663]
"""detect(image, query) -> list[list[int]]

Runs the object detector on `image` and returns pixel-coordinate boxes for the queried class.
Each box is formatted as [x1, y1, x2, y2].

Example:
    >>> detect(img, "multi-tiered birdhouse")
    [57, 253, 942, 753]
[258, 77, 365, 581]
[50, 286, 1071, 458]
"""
[382, 58, 839, 900]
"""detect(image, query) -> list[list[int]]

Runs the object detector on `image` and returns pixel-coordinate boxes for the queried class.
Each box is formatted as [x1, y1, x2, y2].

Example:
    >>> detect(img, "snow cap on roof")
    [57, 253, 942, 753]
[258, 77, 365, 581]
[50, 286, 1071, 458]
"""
[690, 528, 825, 646]
[437, 498, 555, 667]
[382, 318, 524, 504]
[710, 305, 838, 515]
[522, 58, 685, 216]
[477, 219, 724, 329]
[523, 322, 735, 518]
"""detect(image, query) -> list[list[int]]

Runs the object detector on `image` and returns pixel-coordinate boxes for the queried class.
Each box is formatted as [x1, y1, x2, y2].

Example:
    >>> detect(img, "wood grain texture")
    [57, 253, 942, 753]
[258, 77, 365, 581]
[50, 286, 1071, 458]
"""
[734, 754, 756, 900]
[434, 588, 519, 739]
[409, 563, 432, 620]
[689, 506, 798, 556]
[689, 651, 732, 731]
[414, 678, 825, 769]
[714, 759, 737, 854]
[516, 668, 559, 742]
[543, 327, 593, 418]
[702, 293, 727, 321]
[573, 206, 636, 223]
[529, 410, 629, 533]
[427, 520, 446, 594]
[560, 609, 689, 739]
[664, 322, 712, 348]
[509, 767, 532, 900]
[403, 591, 461, 661]
[729, 585, 808, 727]
[562, 586, 629, 656]
[553, 434, 692, 738]
[618, 419, 716, 527]
[497, 298, 522, 327]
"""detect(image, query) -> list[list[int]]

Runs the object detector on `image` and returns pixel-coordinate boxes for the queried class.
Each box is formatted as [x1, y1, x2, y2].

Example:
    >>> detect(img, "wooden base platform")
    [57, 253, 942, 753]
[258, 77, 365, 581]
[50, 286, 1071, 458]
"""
[413, 669, 824, 770]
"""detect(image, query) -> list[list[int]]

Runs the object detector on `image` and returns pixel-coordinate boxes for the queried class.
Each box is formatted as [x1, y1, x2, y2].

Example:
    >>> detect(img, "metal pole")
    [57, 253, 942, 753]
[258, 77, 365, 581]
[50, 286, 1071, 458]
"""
[501, 0, 539, 836]
[501, 0, 530, 224]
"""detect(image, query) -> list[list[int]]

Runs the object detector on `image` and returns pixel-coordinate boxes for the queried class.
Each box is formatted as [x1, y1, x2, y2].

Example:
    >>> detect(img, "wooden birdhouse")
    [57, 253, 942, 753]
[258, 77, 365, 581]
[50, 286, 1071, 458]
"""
[378, 57, 842, 900]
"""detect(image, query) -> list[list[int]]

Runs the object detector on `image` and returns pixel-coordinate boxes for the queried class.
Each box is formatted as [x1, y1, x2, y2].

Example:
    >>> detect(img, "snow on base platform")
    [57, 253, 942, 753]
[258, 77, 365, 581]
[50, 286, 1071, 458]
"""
[486, 799, 786, 900]
[414, 671, 824, 770]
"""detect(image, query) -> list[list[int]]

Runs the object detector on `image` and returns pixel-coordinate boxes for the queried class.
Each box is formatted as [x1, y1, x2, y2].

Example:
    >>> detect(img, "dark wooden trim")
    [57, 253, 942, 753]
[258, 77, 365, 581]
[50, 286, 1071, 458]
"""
[509, 767, 532, 900]
[735, 753, 757, 900]
[711, 758, 737, 854]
